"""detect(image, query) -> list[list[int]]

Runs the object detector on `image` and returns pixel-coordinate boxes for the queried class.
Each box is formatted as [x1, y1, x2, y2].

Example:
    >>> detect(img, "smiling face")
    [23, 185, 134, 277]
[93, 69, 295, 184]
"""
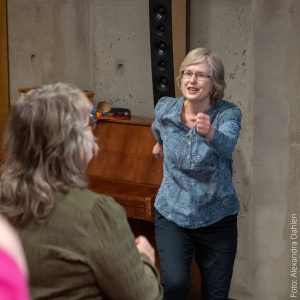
[181, 61, 212, 105]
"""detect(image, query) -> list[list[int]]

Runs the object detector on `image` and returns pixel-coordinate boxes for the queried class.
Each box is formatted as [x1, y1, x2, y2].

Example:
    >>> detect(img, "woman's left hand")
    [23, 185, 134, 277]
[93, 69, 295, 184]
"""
[195, 112, 215, 141]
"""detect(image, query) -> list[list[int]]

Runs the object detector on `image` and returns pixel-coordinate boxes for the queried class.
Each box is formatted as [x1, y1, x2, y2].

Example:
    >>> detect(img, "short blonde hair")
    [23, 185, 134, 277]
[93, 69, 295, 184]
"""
[177, 48, 226, 103]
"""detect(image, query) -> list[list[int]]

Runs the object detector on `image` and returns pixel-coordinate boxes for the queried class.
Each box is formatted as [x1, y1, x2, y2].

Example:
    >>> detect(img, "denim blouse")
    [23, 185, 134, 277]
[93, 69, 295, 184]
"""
[152, 97, 242, 228]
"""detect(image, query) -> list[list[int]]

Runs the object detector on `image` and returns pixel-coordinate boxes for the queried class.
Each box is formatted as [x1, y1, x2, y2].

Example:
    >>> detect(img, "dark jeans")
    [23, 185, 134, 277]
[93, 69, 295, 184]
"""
[155, 210, 238, 300]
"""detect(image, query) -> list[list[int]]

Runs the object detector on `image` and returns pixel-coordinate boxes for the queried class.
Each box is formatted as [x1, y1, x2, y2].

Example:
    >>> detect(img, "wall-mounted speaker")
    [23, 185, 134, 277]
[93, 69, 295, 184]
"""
[149, 0, 187, 106]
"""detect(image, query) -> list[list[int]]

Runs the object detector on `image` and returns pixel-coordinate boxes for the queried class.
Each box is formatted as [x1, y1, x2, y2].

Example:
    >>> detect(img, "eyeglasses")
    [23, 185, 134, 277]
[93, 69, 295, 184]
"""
[182, 70, 211, 81]
[86, 115, 99, 130]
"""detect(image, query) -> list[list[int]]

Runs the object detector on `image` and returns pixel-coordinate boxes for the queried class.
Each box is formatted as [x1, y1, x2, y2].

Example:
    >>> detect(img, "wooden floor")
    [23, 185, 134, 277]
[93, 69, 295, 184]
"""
[128, 218, 202, 299]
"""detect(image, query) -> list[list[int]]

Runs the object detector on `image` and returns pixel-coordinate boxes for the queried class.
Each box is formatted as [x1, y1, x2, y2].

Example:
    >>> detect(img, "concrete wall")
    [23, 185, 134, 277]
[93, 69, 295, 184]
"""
[190, 1, 300, 299]
[190, 2, 253, 298]
[8, 0, 154, 116]
[7, 0, 300, 299]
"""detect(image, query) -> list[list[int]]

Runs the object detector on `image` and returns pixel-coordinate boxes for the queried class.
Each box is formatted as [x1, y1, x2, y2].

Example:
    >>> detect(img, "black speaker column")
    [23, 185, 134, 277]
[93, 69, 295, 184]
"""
[149, 0, 175, 107]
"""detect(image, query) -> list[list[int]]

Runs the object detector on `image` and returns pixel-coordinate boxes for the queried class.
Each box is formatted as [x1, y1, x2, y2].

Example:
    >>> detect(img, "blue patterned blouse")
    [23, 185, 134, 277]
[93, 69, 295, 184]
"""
[152, 96, 242, 228]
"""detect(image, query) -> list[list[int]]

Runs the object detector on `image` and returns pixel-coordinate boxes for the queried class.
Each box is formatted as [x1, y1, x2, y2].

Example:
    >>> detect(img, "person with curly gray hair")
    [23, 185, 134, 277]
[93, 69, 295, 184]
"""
[1, 83, 162, 300]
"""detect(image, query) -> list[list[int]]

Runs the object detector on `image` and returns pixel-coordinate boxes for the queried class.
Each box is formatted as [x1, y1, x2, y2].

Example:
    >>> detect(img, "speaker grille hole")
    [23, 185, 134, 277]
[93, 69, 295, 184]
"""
[156, 24, 166, 35]
[154, 5, 166, 20]
[155, 40, 168, 56]
[157, 60, 167, 70]
[157, 76, 169, 91]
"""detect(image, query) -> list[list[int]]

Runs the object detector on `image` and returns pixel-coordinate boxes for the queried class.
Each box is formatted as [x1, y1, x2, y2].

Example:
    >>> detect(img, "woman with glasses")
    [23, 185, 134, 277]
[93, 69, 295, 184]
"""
[0, 83, 163, 300]
[152, 48, 242, 300]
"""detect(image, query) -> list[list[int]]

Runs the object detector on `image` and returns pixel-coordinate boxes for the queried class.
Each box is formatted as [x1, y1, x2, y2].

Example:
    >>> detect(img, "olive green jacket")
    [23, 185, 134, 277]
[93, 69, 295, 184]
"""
[17, 187, 162, 300]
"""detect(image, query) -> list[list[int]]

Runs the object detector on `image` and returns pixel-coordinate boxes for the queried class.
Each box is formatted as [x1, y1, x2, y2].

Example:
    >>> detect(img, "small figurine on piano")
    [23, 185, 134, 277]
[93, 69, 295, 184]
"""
[95, 101, 131, 120]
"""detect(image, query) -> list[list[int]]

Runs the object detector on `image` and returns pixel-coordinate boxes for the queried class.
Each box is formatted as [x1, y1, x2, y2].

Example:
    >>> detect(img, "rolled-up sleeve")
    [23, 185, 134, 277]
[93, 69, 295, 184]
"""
[151, 97, 167, 145]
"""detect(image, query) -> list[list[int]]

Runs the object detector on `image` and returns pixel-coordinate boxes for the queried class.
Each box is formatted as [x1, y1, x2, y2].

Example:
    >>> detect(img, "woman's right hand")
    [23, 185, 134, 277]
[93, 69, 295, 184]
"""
[152, 143, 163, 158]
[135, 235, 156, 265]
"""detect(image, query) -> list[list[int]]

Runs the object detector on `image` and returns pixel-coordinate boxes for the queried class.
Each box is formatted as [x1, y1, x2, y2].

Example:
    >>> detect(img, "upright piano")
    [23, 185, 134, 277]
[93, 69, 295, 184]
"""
[86, 117, 163, 222]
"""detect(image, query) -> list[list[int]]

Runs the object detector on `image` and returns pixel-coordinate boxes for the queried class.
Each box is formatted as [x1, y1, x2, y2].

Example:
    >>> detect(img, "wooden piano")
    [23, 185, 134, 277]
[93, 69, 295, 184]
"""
[86, 117, 163, 222]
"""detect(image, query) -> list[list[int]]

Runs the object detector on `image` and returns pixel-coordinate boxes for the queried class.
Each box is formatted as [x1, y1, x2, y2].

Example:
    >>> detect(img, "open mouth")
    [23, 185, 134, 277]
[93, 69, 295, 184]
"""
[187, 87, 199, 92]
